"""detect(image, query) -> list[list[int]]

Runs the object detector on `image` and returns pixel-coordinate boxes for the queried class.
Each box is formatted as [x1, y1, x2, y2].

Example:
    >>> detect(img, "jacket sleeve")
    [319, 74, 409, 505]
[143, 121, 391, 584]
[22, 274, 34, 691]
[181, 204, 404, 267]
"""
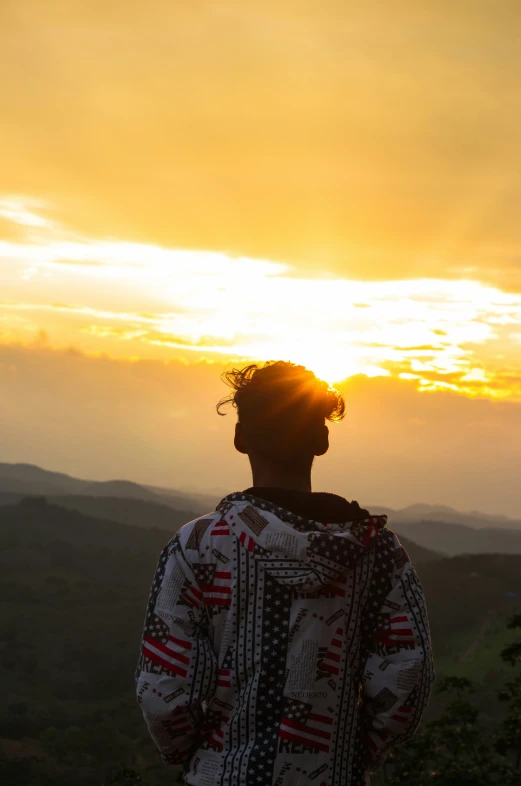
[136, 534, 217, 765]
[359, 532, 435, 771]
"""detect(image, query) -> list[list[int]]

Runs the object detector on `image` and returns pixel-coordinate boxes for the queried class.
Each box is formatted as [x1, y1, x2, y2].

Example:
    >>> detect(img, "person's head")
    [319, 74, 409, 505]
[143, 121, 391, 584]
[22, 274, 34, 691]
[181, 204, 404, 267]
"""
[216, 361, 345, 478]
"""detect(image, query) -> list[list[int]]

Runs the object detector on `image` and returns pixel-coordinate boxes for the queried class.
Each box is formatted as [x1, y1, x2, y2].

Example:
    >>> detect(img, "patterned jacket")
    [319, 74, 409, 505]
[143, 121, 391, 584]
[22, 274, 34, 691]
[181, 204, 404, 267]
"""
[136, 492, 434, 786]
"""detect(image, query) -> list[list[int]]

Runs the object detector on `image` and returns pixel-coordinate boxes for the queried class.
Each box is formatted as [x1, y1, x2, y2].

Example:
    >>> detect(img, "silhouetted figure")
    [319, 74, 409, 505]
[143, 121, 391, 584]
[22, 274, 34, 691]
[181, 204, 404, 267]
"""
[136, 361, 434, 785]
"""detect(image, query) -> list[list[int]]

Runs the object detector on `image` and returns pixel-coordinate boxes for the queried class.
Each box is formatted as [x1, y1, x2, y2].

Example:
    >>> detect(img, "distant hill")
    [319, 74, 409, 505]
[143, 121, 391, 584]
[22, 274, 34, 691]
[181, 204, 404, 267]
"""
[79, 479, 172, 503]
[0, 495, 172, 556]
[393, 519, 521, 556]
[396, 535, 441, 564]
[0, 462, 218, 515]
[2, 463, 520, 557]
[145, 483, 222, 513]
[0, 489, 439, 565]
[0, 491, 25, 506]
[0, 475, 87, 498]
[0, 492, 198, 532]
[0, 462, 88, 494]
[364, 501, 521, 556]
[371, 501, 521, 532]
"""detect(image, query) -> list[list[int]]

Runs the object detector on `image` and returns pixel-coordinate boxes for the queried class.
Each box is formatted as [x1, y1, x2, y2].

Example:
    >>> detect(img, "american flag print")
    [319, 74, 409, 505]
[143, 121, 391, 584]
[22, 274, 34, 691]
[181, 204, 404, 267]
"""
[206, 716, 230, 751]
[137, 492, 434, 786]
[391, 704, 414, 728]
[200, 708, 230, 751]
[193, 563, 232, 610]
[142, 613, 192, 678]
[306, 531, 367, 584]
[373, 613, 417, 653]
[217, 646, 234, 688]
[186, 518, 213, 550]
[371, 686, 399, 715]
[177, 578, 203, 610]
[299, 574, 348, 600]
[200, 708, 222, 735]
[349, 518, 382, 546]
[216, 500, 233, 516]
[210, 520, 231, 536]
[393, 545, 409, 569]
[319, 627, 344, 676]
[321, 574, 347, 598]
[238, 504, 269, 535]
[162, 709, 194, 738]
[279, 698, 333, 753]
[365, 728, 391, 758]
[238, 530, 255, 552]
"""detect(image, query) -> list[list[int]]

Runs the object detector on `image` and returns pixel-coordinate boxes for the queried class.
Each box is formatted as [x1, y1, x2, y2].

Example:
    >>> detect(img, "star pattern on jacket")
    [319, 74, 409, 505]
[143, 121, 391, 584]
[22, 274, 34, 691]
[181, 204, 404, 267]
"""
[136, 494, 434, 786]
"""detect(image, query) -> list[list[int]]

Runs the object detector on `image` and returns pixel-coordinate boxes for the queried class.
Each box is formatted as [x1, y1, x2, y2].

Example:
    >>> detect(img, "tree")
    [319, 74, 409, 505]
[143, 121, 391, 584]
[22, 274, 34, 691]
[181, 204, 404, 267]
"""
[382, 677, 500, 785]
[378, 615, 521, 785]
[105, 766, 143, 785]
[499, 614, 521, 666]
[494, 614, 521, 773]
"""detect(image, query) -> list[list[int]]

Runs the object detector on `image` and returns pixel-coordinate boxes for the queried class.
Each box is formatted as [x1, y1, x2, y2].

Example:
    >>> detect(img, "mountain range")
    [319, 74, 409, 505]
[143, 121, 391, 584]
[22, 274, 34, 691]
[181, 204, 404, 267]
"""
[0, 461, 217, 513]
[371, 502, 521, 531]
[1, 465, 521, 786]
[1, 462, 521, 557]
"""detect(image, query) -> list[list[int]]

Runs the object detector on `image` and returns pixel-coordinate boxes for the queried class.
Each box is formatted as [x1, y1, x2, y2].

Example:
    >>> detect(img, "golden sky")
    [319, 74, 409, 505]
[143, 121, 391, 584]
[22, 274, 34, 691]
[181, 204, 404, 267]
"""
[1, 1, 521, 511]
[3, 198, 521, 399]
[2, 2, 521, 281]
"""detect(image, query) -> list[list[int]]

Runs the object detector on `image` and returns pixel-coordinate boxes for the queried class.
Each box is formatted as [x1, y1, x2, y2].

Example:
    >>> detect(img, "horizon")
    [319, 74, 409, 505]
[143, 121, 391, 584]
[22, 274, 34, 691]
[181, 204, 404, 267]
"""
[2, 457, 521, 525]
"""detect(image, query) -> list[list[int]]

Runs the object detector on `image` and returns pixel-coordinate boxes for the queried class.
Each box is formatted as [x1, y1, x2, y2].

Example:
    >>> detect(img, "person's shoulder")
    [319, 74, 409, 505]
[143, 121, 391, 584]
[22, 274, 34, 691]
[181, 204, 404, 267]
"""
[175, 498, 240, 553]
[176, 510, 222, 541]
[375, 525, 413, 572]
[376, 524, 401, 548]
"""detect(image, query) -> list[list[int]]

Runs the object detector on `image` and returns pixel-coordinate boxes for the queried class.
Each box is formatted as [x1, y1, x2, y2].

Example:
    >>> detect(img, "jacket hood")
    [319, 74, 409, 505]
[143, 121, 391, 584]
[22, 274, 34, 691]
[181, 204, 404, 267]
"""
[216, 491, 387, 592]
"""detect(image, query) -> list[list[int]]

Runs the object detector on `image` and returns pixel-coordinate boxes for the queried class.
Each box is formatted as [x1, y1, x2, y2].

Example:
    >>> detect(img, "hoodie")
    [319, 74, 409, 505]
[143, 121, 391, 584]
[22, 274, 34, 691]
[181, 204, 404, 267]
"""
[136, 490, 434, 786]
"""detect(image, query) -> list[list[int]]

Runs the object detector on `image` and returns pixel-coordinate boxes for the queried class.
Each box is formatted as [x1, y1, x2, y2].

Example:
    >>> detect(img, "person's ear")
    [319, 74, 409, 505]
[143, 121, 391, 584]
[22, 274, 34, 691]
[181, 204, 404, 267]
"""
[234, 422, 249, 455]
[314, 424, 329, 457]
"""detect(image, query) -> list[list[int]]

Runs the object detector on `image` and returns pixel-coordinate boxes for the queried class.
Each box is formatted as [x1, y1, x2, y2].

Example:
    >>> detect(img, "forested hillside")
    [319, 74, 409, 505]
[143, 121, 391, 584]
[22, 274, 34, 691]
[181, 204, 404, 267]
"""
[1, 497, 520, 784]
[0, 491, 198, 532]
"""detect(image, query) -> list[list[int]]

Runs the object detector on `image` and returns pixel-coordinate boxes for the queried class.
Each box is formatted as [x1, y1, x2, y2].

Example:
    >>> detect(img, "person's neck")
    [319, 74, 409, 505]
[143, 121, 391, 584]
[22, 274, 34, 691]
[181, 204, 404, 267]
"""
[250, 464, 312, 493]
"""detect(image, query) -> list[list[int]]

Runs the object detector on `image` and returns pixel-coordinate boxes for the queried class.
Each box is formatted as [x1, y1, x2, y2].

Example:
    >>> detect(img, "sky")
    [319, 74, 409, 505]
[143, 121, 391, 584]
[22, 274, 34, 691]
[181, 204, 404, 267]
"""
[1, 1, 521, 516]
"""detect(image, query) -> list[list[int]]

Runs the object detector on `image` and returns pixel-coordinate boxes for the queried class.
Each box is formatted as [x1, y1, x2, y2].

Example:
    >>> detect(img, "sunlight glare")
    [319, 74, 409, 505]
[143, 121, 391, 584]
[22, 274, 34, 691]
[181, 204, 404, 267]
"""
[3, 199, 521, 400]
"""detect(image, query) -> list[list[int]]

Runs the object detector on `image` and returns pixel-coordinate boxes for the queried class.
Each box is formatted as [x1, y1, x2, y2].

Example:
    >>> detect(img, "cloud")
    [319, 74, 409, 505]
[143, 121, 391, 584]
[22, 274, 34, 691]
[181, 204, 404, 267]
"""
[1, 2, 521, 285]
[2, 205, 521, 397]
[0, 197, 54, 229]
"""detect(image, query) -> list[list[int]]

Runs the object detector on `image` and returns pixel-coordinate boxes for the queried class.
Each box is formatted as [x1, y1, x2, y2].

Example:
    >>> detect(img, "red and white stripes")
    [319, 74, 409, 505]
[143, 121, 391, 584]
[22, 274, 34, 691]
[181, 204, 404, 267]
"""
[321, 627, 344, 676]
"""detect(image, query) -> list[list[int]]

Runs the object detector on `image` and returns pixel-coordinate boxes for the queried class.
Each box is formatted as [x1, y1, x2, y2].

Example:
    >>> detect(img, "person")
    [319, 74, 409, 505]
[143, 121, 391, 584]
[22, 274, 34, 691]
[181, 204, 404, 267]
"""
[136, 361, 434, 786]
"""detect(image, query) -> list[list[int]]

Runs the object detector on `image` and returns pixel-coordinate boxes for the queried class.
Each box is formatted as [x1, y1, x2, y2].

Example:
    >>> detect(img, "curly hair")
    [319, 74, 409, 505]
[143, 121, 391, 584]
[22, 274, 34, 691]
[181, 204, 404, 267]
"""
[216, 360, 345, 462]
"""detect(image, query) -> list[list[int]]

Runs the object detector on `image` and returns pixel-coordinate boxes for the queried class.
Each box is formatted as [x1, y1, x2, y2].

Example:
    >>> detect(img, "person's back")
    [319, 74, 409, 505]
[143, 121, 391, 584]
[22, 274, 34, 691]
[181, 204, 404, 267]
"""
[136, 362, 434, 785]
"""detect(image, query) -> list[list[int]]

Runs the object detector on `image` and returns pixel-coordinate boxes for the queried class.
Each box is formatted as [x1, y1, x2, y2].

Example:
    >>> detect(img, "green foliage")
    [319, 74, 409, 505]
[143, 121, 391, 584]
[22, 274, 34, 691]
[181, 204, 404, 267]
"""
[376, 613, 521, 785]
[105, 766, 143, 785]
[494, 614, 521, 770]
[501, 614, 521, 666]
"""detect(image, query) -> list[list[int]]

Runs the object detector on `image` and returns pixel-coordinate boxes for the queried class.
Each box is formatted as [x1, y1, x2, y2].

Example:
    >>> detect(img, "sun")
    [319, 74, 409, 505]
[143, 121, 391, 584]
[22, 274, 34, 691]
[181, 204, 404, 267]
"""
[236, 342, 363, 387]
[293, 351, 356, 386]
